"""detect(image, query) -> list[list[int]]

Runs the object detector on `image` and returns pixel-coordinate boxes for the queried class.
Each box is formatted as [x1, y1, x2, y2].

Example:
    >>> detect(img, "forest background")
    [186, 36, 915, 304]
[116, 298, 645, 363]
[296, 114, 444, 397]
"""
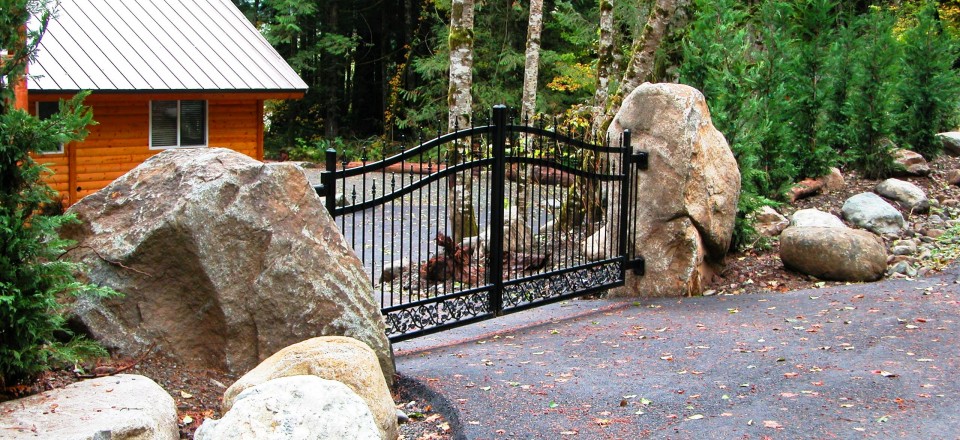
[234, 0, 960, 246]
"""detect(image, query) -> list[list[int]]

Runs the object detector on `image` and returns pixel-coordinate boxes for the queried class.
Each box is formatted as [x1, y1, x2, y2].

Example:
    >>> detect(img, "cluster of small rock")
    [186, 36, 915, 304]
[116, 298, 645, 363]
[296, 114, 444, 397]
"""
[195, 337, 397, 440]
[0, 337, 397, 440]
[755, 135, 960, 283]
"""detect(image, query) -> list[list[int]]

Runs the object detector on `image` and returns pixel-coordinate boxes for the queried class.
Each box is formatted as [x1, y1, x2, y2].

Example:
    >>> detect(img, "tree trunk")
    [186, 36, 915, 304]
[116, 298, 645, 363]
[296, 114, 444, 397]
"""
[619, 0, 678, 97]
[520, 0, 543, 122]
[590, 0, 615, 141]
[595, 0, 678, 135]
[447, 0, 479, 242]
[515, 0, 544, 233]
[447, 0, 474, 133]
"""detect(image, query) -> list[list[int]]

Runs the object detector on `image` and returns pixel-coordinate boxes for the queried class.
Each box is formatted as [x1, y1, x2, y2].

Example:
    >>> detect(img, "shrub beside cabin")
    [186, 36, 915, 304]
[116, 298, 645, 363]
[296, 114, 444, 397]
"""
[19, 0, 307, 207]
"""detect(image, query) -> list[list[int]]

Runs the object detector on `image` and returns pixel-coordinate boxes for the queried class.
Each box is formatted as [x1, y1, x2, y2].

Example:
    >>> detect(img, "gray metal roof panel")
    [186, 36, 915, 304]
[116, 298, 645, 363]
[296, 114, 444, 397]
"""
[28, 0, 307, 93]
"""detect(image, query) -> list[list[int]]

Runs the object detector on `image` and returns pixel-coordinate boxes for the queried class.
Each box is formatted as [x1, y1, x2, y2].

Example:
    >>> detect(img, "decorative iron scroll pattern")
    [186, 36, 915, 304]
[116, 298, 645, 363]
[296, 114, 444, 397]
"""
[384, 291, 492, 338]
[502, 262, 622, 309]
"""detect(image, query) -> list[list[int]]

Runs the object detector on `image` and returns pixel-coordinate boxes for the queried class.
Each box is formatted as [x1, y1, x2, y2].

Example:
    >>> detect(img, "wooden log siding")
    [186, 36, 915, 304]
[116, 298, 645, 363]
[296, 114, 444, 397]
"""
[29, 94, 265, 206]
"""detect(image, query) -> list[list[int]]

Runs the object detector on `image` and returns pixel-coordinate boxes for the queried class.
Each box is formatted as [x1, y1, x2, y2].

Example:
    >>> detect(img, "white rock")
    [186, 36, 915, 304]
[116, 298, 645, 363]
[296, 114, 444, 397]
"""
[0, 375, 177, 440]
[223, 337, 398, 440]
[790, 209, 845, 229]
[196, 376, 380, 440]
[937, 132, 960, 156]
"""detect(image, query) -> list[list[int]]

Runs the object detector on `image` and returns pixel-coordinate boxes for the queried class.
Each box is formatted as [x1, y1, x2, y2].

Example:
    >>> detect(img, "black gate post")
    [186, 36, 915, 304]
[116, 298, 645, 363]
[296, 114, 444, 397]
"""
[618, 130, 632, 279]
[488, 105, 508, 316]
[321, 148, 338, 214]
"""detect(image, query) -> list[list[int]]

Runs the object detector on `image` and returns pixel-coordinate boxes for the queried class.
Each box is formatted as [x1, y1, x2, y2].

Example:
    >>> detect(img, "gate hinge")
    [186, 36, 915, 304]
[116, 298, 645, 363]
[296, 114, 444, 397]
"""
[631, 151, 649, 170]
[629, 257, 646, 276]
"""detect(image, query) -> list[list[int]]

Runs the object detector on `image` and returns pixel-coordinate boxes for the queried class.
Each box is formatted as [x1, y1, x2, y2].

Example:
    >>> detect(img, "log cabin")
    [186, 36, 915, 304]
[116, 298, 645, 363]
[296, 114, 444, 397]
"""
[19, 0, 307, 207]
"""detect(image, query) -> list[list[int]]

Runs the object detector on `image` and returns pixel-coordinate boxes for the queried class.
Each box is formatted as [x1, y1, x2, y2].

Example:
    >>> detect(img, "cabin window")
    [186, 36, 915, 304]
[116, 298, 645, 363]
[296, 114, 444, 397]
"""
[35, 101, 65, 154]
[150, 100, 207, 149]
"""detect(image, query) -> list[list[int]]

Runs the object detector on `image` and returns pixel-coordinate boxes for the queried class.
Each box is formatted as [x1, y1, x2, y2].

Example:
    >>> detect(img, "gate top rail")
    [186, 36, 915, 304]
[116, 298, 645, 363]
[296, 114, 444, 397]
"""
[321, 114, 622, 182]
[331, 125, 493, 179]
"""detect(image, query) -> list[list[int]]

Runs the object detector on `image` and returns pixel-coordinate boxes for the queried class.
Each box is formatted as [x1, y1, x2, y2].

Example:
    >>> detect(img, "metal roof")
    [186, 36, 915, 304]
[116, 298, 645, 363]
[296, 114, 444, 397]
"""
[28, 0, 307, 94]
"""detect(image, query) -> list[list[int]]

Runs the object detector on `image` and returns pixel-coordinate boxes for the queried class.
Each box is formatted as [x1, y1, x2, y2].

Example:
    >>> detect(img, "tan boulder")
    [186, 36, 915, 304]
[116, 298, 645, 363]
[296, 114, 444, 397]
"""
[607, 83, 740, 297]
[62, 148, 394, 385]
[223, 336, 398, 440]
[946, 169, 960, 186]
[780, 227, 887, 282]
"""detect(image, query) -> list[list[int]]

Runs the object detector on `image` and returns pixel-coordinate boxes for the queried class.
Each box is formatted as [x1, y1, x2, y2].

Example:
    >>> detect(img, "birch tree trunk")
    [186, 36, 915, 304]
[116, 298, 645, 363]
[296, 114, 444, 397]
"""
[448, 0, 474, 132]
[590, 0, 615, 141]
[514, 0, 544, 236]
[447, 0, 479, 242]
[520, 0, 543, 122]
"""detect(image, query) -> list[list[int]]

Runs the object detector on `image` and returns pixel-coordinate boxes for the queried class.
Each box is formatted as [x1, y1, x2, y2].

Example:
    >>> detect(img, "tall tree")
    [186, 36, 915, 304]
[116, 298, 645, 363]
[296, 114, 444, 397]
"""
[590, 0, 616, 140]
[521, 0, 545, 121]
[617, 0, 679, 99]
[447, 0, 479, 241]
[595, 0, 679, 135]
[843, 6, 901, 178]
[447, 0, 475, 132]
[781, 0, 840, 178]
[897, 1, 960, 158]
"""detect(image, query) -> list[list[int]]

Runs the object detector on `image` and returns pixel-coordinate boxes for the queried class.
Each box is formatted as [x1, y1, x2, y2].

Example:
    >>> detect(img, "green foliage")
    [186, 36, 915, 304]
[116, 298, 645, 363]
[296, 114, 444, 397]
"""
[842, 7, 902, 178]
[0, 95, 119, 387]
[680, 0, 960, 248]
[1, 1, 117, 387]
[780, 0, 840, 179]
[680, 0, 796, 245]
[896, 1, 960, 158]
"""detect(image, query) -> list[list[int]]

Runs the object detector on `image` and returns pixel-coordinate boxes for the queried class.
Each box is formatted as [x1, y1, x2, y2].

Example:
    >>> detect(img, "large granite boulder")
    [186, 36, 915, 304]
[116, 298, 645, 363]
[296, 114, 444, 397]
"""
[0, 375, 177, 439]
[62, 148, 393, 384]
[195, 376, 380, 440]
[607, 83, 740, 297]
[841, 192, 905, 235]
[875, 178, 929, 213]
[780, 227, 887, 282]
[223, 337, 397, 440]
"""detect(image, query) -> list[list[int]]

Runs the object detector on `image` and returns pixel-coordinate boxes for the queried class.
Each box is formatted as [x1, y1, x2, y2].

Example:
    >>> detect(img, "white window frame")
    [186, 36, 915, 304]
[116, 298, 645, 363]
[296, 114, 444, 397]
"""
[35, 101, 65, 155]
[149, 100, 209, 149]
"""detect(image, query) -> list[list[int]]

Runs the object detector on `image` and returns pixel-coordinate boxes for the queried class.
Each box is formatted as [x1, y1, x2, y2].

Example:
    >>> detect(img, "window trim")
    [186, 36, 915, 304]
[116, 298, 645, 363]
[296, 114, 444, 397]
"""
[149, 100, 209, 150]
[35, 101, 65, 155]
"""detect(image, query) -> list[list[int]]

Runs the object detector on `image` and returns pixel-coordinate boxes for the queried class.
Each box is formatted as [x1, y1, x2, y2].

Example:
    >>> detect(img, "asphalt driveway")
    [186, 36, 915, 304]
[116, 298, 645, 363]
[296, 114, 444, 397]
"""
[395, 266, 960, 439]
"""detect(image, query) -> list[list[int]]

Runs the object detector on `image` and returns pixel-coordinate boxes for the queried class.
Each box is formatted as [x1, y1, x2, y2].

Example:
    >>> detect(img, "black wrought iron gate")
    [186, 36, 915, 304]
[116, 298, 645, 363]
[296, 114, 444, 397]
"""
[317, 106, 646, 342]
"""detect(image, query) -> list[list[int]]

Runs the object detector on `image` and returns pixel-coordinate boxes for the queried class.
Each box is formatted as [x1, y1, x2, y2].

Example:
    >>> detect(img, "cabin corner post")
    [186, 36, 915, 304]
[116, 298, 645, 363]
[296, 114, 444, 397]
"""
[256, 99, 265, 161]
